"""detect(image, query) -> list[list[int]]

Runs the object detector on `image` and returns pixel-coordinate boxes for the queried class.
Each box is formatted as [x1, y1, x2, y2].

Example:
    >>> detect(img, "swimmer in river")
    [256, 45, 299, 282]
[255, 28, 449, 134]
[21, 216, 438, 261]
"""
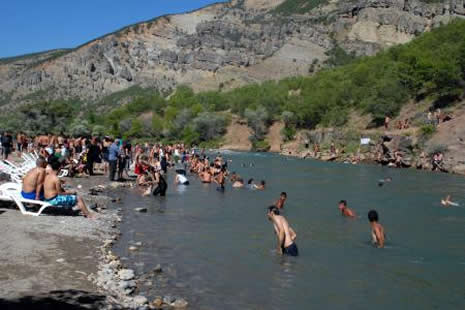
[338, 200, 356, 218]
[368, 210, 385, 248]
[254, 180, 266, 190]
[230, 172, 238, 182]
[441, 195, 459, 207]
[378, 177, 392, 187]
[174, 169, 189, 185]
[247, 178, 255, 189]
[275, 192, 287, 209]
[200, 168, 212, 183]
[232, 178, 244, 188]
[215, 167, 226, 192]
[267, 206, 298, 256]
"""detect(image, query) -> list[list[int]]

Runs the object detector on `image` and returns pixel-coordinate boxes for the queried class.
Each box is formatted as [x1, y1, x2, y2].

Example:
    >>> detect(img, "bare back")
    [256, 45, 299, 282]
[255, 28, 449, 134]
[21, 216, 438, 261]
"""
[22, 168, 45, 193]
[43, 174, 61, 200]
[275, 215, 296, 248]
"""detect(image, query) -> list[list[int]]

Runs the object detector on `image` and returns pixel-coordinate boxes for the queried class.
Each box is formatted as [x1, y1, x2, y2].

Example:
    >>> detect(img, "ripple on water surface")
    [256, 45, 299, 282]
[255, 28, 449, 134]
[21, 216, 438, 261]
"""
[114, 153, 465, 310]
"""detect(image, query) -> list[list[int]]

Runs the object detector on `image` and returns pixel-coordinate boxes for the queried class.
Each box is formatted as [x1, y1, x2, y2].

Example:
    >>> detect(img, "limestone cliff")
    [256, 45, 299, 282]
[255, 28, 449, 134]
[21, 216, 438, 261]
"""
[1, 0, 464, 108]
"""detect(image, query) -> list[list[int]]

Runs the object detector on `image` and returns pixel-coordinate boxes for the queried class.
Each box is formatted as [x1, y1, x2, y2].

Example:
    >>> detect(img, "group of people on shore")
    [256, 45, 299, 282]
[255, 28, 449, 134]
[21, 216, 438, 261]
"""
[3, 131, 395, 253]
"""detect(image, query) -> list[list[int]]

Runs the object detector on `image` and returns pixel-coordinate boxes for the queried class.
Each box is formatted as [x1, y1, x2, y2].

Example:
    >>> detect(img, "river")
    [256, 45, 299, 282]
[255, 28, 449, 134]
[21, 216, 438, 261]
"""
[113, 152, 465, 310]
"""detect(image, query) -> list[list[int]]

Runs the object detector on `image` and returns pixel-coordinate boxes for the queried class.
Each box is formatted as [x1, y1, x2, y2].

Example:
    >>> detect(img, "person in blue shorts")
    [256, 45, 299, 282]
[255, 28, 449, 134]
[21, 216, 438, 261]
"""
[43, 160, 96, 218]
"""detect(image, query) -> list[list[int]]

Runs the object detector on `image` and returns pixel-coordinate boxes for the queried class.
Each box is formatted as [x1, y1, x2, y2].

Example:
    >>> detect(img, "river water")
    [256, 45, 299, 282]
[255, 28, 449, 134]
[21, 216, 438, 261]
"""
[114, 152, 465, 310]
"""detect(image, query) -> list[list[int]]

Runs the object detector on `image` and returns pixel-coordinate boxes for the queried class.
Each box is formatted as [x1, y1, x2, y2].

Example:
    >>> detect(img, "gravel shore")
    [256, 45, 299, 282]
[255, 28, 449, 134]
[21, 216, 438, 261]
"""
[0, 174, 123, 309]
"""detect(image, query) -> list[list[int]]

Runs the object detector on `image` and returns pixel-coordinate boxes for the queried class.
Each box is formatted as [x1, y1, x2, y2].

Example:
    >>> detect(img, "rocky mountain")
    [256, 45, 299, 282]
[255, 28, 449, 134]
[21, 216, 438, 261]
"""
[1, 0, 464, 108]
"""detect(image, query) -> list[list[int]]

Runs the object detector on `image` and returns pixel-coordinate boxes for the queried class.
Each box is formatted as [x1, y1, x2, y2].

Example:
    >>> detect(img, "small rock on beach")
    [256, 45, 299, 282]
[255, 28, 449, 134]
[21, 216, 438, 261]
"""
[118, 269, 135, 281]
[133, 295, 148, 306]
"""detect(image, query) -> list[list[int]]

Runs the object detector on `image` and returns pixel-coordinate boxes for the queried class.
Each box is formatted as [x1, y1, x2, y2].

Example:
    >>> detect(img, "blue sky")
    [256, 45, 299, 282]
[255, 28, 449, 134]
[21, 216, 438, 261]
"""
[0, 0, 225, 58]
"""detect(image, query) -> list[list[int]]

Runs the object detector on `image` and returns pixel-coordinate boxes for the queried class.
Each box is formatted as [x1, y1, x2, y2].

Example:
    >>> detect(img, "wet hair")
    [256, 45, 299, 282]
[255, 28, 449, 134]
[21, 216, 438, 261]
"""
[260, 180, 265, 186]
[368, 210, 379, 222]
[36, 156, 46, 168]
[339, 200, 347, 207]
[248, 178, 254, 184]
[268, 206, 280, 215]
[237, 178, 244, 183]
[50, 159, 62, 172]
[281, 192, 287, 198]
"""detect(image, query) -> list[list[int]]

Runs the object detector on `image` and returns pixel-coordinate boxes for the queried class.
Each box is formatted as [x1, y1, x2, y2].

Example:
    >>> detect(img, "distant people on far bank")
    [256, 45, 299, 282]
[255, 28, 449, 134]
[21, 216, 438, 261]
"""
[384, 115, 391, 130]
[432, 152, 447, 172]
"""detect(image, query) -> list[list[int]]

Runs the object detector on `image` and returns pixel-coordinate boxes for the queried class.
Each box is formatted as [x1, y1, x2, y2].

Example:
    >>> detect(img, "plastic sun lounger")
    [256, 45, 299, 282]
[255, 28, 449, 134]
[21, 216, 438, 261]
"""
[0, 183, 54, 216]
[0, 162, 23, 184]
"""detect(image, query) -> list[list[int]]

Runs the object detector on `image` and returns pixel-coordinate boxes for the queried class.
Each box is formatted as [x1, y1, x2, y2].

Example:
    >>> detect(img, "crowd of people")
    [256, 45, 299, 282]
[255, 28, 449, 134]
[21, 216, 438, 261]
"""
[0, 131, 401, 254]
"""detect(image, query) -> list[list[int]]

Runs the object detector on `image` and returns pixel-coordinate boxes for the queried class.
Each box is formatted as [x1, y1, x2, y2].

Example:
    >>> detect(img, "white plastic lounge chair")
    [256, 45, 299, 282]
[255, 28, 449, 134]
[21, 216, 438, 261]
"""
[0, 161, 23, 184]
[0, 182, 54, 216]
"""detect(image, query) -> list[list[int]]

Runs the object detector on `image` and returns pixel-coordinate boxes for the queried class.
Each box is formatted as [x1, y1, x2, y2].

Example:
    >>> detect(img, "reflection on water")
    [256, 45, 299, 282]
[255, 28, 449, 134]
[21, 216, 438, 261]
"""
[113, 153, 465, 310]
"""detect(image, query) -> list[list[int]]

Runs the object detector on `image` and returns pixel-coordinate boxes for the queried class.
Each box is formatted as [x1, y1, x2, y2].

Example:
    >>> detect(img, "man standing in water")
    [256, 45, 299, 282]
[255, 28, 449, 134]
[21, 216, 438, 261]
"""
[368, 210, 385, 248]
[267, 206, 298, 256]
[338, 200, 356, 218]
[275, 192, 287, 209]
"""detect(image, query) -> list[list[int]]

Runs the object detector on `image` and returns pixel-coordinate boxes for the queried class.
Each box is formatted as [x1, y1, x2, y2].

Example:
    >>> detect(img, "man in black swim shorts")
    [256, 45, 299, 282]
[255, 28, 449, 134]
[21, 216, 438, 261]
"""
[267, 206, 298, 256]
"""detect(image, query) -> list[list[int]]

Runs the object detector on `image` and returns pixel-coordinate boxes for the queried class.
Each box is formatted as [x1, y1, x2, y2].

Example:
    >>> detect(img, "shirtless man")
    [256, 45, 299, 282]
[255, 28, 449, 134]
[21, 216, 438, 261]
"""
[338, 200, 356, 218]
[21, 156, 47, 200]
[44, 160, 95, 218]
[368, 210, 385, 248]
[254, 180, 266, 190]
[232, 178, 244, 188]
[201, 168, 212, 183]
[267, 206, 298, 256]
[275, 192, 287, 209]
[214, 167, 226, 191]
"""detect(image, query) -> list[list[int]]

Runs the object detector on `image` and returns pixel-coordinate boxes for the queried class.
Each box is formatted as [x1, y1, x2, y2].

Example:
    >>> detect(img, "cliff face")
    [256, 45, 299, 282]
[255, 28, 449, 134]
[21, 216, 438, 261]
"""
[0, 0, 464, 107]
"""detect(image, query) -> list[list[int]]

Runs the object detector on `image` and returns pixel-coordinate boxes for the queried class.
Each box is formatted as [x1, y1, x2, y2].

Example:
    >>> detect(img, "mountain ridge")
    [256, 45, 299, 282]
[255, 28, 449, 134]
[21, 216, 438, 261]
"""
[1, 0, 464, 108]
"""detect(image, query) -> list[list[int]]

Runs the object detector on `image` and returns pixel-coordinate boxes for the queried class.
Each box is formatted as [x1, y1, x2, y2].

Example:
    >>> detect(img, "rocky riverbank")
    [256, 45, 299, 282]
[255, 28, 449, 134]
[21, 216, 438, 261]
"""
[0, 174, 189, 309]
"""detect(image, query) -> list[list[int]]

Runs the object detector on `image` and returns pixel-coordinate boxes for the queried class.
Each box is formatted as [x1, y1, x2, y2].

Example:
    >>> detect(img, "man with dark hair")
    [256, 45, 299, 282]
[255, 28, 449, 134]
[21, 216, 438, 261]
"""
[44, 160, 95, 218]
[368, 210, 385, 248]
[275, 192, 287, 209]
[267, 206, 298, 256]
[1, 131, 13, 160]
[338, 200, 356, 218]
[108, 138, 119, 181]
[21, 156, 47, 200]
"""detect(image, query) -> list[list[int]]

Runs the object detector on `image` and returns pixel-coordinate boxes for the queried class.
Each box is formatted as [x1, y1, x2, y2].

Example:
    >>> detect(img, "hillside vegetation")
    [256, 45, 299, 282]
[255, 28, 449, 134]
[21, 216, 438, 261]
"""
[2, 19, 465, 148]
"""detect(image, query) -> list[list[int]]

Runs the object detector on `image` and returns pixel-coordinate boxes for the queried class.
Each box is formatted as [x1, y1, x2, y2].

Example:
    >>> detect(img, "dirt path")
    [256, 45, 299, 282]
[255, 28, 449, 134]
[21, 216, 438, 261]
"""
[221, 116, 253, 151]
[266, 121, 284, 152]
